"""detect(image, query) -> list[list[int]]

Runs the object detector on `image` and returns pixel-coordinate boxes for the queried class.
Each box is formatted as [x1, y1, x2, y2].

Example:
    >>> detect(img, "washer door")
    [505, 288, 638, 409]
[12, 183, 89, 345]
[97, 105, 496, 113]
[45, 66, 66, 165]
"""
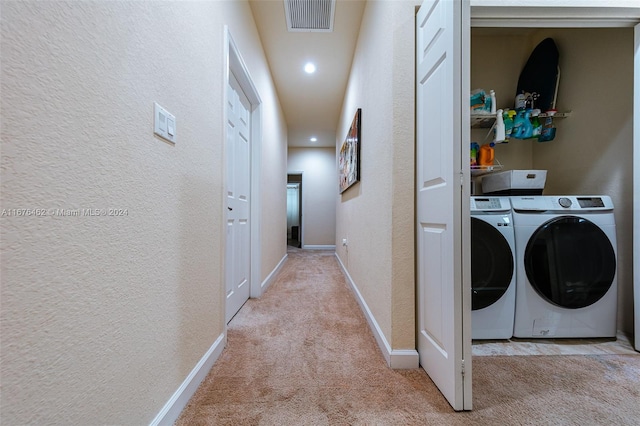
[525, 216, 616, 309]
[471, 217, 514, 310]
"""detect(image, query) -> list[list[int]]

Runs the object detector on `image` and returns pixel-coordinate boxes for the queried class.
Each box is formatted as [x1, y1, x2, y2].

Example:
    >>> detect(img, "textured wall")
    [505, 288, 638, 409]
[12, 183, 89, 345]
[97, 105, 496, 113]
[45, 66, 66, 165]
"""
[288, 147, 337, 246]
[258, 99, 288, 283]
[0, 1, 286, 424]
[388, 2, 417, 349]
[471, 30, 535, 176]
[335, 0, 416, 352]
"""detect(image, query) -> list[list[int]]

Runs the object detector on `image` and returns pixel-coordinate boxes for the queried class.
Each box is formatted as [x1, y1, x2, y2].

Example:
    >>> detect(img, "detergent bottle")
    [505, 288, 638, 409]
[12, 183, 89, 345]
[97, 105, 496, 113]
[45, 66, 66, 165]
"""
[478, 143, 495, 166]
[470, 142, 480, 166]
[531, 109, 542, 138]
[538, 109, 557, 142]
[520, 110, 534, 139]
[503, 109, 516, 141]
[512, 109, 527, 138]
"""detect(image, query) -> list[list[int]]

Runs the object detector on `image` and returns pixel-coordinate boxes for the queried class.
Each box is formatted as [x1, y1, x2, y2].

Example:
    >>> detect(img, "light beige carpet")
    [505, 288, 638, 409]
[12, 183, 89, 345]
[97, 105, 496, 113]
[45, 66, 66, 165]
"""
[176, 249, 640, 425]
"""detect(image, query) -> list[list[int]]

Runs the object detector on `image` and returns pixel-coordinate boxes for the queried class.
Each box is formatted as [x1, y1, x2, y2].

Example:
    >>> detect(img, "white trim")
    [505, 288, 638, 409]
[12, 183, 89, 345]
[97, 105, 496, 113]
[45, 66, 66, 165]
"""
[250, 105, 263, 299]
[388, 350, 422, 369]
[471, 16, 640, 28]
[261, 253, 288, 293]
[227, 30, 261, 106]
[303, 245, 336, 250]
[335, 254, 419, 369]
[471, 5, 640, 27]
[634, 22, 640, 352]
[149, 333, 226, 426]
[461, 0, 473, 411]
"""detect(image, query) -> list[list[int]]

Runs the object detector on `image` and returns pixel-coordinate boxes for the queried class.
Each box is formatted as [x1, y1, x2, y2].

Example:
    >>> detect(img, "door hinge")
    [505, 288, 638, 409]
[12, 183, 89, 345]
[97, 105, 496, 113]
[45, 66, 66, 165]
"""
[460, 170, 464, 188]
[461, 359, 466, 377]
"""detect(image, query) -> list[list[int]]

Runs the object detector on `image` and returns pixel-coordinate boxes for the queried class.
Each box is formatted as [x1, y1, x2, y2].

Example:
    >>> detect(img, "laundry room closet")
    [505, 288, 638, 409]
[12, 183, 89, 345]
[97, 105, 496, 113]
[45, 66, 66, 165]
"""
[469, 25, 636, 353]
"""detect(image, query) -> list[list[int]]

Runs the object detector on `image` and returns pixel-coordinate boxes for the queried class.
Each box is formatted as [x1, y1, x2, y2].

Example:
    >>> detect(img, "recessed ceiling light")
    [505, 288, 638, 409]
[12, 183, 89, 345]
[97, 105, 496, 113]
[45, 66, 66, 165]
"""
[310, 137, 318, 142]
[304, 62, 316, 74]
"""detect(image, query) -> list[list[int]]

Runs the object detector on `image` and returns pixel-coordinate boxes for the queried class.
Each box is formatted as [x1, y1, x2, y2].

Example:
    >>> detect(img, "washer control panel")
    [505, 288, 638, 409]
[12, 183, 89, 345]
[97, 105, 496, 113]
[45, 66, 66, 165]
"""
[471, 197, 511, 212]
[474, 198, 502, 209]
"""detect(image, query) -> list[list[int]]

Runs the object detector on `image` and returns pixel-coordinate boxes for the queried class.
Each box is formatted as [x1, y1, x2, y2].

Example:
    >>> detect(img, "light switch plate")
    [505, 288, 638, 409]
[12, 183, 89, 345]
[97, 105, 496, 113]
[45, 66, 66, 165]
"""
[154, 102, 176, 143]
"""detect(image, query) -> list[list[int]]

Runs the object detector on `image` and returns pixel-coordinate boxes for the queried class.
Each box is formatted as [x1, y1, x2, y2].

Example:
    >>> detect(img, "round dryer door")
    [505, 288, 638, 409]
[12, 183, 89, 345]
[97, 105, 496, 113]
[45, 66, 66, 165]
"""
[471, 217, 514, 310]
[524, 216, 616, 309]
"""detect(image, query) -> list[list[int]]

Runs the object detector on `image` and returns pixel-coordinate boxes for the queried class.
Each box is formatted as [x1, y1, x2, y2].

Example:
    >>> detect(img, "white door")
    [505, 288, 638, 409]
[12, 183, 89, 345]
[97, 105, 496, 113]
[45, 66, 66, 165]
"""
[416, 0, 472, 410]
[226, 72, 251, 323]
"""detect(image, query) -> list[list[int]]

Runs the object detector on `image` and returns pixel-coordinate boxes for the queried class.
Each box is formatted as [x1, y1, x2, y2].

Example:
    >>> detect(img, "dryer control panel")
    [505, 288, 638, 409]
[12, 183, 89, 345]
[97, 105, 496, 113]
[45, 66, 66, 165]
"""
[577, 197, 606, 208]
[511, 195, 614, 213]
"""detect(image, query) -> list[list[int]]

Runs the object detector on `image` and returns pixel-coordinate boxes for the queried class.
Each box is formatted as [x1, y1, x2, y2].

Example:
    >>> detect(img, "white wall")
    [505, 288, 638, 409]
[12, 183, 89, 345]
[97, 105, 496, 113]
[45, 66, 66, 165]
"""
[287, 148, 336, 247]
[0, 1, 286, 424]
[335, 0, 417, 355]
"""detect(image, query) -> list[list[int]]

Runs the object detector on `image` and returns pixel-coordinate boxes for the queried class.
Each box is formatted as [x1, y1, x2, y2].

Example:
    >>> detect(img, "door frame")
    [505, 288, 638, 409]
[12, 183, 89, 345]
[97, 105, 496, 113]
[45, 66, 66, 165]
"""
[634, 22, 639, 352]
[224, 28, 263, 302]
[469, 3, 640, 351]
[287, 173, 304, 248]
[286, 182, 300, 244]
[414, 3, 640, 411]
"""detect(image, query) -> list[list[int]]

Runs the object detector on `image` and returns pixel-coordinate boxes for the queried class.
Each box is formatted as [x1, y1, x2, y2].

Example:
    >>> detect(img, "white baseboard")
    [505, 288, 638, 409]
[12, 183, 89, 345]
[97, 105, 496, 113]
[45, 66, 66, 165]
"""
[150, 332, 226, 426]
[260, 253, 287, 294]
[303, 245, 336, 250]
[335, 254, 419, 369]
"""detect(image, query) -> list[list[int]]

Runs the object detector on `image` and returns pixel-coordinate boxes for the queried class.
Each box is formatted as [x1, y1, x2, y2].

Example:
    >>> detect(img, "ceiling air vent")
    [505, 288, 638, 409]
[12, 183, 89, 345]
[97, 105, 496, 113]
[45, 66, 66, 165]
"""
[284, 0, 336, 32]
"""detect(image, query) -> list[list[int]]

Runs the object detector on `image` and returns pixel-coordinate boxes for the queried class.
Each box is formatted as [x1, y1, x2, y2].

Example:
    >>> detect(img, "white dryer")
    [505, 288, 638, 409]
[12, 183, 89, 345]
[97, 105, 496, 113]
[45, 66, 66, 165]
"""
[471, 197, 516, 339]
[511, 196, 618, 338]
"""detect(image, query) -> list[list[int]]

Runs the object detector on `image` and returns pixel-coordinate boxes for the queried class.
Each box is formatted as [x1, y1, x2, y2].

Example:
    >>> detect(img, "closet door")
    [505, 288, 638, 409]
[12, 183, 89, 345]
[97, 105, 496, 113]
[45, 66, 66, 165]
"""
[416, 0, 472, 410]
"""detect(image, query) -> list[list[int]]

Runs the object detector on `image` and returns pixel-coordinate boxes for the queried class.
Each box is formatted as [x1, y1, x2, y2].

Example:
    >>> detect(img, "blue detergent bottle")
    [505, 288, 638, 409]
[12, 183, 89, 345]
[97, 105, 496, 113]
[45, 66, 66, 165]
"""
[538, 109, 557, 142]
[512, 110, 527, 138]
[520, 110, 534, 139]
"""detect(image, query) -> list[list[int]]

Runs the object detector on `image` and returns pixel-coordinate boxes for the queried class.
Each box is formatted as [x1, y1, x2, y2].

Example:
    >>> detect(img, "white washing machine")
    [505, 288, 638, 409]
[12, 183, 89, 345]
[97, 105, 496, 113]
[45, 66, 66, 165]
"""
[471, 197, 516, 339]
[511, 195, 618, 338]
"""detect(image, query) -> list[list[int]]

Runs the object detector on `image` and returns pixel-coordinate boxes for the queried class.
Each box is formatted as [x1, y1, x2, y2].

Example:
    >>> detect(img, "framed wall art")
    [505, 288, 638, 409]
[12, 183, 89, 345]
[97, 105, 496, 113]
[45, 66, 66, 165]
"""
[338, 108, 361, 193]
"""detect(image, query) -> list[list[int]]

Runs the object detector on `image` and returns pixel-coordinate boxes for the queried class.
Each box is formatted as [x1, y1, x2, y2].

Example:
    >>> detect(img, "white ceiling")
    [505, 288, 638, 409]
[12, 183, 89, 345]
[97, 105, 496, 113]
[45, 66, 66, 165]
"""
[249, 0, 366, 148]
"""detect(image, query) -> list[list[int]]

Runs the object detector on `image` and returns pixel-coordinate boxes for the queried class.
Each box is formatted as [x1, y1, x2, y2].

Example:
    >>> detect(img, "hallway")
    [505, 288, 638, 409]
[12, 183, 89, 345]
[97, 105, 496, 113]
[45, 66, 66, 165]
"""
[4, 3, 639, 424]
[176, 248, 453, 424]
[175, 249, 640, 425]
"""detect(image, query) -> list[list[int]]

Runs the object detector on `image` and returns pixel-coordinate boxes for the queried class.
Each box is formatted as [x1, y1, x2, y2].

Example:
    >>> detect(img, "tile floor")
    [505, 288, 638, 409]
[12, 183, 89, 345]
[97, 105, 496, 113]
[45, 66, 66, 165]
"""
[472, 331, 637, 356]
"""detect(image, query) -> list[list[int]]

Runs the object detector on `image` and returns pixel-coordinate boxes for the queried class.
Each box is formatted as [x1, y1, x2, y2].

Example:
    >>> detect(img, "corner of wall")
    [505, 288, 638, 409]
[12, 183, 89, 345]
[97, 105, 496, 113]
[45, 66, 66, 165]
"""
[335, 254, 419, 369]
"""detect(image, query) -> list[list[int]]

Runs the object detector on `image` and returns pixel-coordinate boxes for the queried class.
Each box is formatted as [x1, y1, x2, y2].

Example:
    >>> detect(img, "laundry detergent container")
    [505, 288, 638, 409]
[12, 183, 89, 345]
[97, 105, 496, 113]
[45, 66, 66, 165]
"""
[482, 170, 547, 195]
